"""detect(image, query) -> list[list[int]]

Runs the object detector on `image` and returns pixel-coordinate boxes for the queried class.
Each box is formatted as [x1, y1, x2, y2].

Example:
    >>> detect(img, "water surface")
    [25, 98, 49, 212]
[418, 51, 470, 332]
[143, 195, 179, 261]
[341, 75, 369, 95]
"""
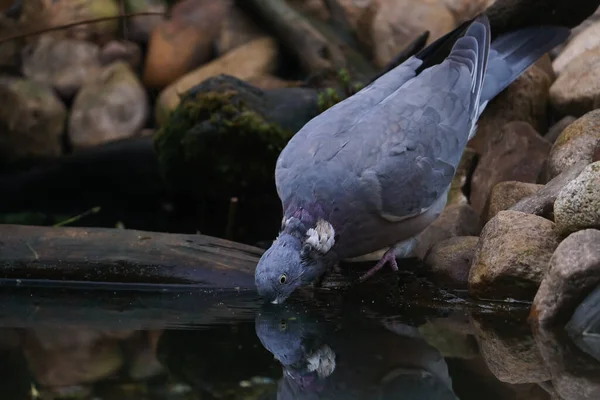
[0, 278, 598, 399]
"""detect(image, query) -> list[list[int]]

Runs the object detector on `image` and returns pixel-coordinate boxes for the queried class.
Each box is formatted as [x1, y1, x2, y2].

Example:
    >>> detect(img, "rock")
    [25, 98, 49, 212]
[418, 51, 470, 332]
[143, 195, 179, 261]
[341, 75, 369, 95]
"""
[0, 77, 66, 165]
[155, 36, 279, 125]
[553, 21, 600, 75]
[69, 61, 149, 150]
[423, 236, 479, 287]
[530, 229, 600, 327]
[288, 0, 328, 18]
[483, 181, 543, 223]
[471, 313, 550, 384]
[511, 161, 590, 219]
[534, 54, 556, 82]
[418, 319, 479, 359]
[447, 147, 477, 206]
[469, 211, 560, 300]
[544, 115, 577, 144]
[0, 14, 21, 73]
[215, 6, 266, 55]
[19, 0, 120, 44]
[441, 0, 496, 23]
[357, 0, 456, 68]
[534, 324, 600, 400]
[414, 204, 481, 260]
[470, 121, 552, 215]
[543, 109, 600, 181]
[554, 162, 600, 235]
[99, 40, 142, 69]
[247, 75, 303, 90]
[143, 0, 232, 89]
[124, 0, 167, 43]
[549, 46, 600, 117]
[469, 65, 551, 155]
[21, 35, 102, 99]
[22, 327, 124, 387]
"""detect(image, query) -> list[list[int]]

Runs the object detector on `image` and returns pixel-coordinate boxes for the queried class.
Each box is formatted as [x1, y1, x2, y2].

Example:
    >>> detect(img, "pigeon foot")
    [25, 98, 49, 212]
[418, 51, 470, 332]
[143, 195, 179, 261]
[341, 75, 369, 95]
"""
[357, 247, 398, 283]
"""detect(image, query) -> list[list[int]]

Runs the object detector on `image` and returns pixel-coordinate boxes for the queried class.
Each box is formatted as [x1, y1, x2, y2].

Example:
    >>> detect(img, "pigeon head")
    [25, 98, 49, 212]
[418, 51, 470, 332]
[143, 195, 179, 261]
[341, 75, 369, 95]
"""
[255, 217, 336, 304]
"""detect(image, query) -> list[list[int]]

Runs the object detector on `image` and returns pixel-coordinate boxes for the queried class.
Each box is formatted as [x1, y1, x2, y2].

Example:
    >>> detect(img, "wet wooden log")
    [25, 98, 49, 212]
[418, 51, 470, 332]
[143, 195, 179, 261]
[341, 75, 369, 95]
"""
[0, 224, 262, 288]
[241, 0, 376, 82]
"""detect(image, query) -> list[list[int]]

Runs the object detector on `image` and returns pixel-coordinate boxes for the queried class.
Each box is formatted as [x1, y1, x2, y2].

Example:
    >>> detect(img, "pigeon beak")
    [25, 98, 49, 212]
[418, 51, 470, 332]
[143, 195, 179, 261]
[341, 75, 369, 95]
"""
[270, 294, 287, 305]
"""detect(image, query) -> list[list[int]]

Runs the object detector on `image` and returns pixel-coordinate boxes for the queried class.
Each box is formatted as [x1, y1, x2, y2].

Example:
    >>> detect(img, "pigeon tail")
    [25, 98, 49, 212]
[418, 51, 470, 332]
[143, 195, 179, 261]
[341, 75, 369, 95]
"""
[445, 14, 491, 134]
[478, 24, 570, 113]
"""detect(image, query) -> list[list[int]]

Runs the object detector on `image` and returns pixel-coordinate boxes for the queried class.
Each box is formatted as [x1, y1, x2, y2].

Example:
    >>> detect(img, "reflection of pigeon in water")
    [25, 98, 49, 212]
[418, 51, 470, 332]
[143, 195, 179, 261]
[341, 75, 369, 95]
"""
[255, 303, 335, 394]
[254, 14, 570, 305]
[254, 302, 461, 399]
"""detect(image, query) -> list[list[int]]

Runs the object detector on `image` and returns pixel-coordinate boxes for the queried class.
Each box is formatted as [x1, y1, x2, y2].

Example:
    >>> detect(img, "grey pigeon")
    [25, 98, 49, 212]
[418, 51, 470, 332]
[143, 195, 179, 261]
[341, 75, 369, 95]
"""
[255, 14, 570, 304]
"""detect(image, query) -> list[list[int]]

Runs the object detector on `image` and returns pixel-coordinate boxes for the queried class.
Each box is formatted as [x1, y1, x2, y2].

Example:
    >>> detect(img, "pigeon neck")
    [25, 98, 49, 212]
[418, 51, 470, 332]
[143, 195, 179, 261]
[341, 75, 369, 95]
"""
[286, 202, 327, 228]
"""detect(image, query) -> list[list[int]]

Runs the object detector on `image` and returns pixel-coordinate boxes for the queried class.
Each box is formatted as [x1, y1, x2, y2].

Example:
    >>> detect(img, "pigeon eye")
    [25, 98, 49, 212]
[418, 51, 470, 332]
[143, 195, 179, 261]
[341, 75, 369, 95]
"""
[279, 319, 287, 331]
[279, 274, 287, 284]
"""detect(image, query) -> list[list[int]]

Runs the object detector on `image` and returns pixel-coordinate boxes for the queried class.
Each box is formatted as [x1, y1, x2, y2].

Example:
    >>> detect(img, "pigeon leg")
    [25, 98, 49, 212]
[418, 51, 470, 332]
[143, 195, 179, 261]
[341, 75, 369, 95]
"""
[357, 246, 398, 283]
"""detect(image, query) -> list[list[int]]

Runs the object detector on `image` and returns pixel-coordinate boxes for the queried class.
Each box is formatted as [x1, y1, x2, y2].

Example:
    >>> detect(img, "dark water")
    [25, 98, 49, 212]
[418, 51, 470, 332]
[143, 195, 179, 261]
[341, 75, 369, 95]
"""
[0, 280, 598, 400]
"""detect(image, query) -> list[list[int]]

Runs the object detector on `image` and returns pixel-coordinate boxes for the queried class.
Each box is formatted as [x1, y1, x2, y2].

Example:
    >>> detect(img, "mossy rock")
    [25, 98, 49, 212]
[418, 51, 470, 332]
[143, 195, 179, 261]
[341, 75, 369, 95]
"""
[153, 74, 320, 241]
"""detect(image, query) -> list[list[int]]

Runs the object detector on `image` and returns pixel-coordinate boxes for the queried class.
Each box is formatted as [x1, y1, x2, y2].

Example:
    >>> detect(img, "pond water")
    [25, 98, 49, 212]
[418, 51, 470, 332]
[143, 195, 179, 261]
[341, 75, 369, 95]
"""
[0, 279, 598, 400]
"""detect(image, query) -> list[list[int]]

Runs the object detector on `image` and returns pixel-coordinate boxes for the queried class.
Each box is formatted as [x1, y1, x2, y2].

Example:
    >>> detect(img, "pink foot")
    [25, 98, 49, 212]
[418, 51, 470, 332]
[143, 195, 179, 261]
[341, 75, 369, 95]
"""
[357, 247, 398, 283]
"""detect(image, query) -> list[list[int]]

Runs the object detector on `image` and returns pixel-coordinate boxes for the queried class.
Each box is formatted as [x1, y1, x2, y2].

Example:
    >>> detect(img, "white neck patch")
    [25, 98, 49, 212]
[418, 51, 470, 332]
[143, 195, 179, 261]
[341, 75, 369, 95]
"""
[305, 219, 335, 254]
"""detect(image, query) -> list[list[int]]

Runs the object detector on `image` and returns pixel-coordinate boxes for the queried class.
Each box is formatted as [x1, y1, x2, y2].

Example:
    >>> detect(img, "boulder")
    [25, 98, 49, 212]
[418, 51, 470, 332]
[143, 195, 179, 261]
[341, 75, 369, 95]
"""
[471, 313, 550, 384]
[510, 161, 589, 218]
[357, 0, 456, 68]
[543, 109, 600, 181]
[142, 0, 232, 89]
[483, 181, 543, 223]
[544, 115, 577, 144]
[0, 77, 66, 164]
[69, 62, 149, 150]
[552, 21, 600, 75]
[469, 211, 560, 300]
[423, 236, 478, 287]
[124, 0, 167, 44]
[469, 65, 551, 155]
[470, 121, 551, 215]
[554, 162, 600, 236]
[550, 46, 600, 117]
[21, 35, 102, 99]
[414, 204, 481, 260]
[530, 229, 600, 327]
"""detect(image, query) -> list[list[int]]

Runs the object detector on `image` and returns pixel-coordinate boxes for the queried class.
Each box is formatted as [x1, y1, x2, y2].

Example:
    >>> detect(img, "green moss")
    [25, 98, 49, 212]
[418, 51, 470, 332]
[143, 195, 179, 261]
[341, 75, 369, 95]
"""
[316, 68, 365, 112]
[153, 88, 293, 198]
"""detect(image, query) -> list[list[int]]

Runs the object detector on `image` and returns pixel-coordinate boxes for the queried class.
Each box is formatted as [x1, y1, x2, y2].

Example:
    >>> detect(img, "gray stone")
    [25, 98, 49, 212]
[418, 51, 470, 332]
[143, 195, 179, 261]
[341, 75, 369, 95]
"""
[69, 61, 149, 150]
[469, 211, 560, 300]
[471, 314, 550, 384]
[544, 115, 577, 144]
[414, 204, 481, 260]
[554, 162, 600, 235]
[531, 229, 600, 327]
[483, 181, 543, 223]
[550, 46, 600, 117]
[469, 66, 551, 155]
[470, 121, 551, 215]
[21, 35, 102, 99]
[544, 109, 600, 181]
[511, 161, 589, 218]
[424, 236, 478, 288]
